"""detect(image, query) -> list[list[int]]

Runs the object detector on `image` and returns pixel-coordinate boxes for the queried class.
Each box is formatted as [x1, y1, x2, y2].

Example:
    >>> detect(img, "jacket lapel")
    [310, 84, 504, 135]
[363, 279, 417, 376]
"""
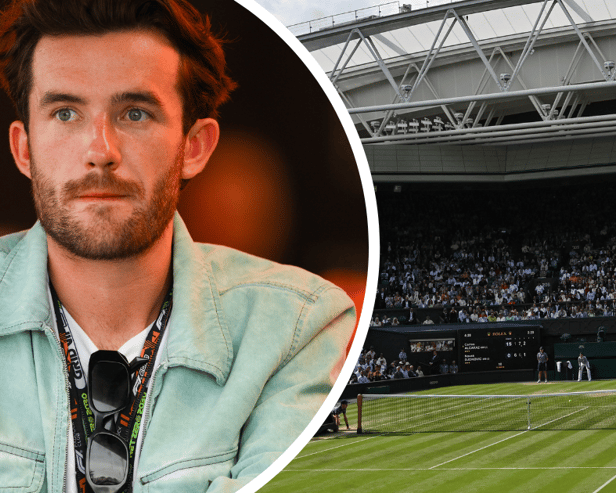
[0, 223, 53, 336]
[158, 213, 234, 386]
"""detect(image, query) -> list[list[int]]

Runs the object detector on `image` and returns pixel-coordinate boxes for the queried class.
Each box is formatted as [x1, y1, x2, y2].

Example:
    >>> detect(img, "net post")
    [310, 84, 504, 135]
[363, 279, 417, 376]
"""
[527, 396, 531, 430]
[357, 394, 363, 434]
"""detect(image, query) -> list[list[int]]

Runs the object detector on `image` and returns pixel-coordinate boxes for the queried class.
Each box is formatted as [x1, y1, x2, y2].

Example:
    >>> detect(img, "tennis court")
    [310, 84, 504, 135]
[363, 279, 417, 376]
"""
[261, 381, 616, 493]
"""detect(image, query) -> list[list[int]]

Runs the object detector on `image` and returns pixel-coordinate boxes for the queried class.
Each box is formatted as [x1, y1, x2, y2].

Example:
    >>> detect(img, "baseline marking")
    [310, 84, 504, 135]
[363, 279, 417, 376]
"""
[281, 466, 616, 472]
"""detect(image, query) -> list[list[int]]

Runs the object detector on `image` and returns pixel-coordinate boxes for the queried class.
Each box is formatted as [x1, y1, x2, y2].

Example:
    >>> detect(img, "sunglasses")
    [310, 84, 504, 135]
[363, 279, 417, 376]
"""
[86, 351, 148, 493]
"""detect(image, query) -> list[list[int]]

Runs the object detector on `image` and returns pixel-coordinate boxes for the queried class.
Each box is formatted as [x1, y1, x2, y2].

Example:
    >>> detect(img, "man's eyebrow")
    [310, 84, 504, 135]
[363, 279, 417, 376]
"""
[38, 91, 164, 108]
[111, 91, 164, 108]
[39, 92, 86, 108]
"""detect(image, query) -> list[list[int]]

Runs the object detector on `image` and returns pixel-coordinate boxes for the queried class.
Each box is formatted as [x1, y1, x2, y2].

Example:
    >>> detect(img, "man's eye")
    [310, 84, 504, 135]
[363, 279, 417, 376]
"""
[55, 109, 76, 122]
[126, 109, 149, 122]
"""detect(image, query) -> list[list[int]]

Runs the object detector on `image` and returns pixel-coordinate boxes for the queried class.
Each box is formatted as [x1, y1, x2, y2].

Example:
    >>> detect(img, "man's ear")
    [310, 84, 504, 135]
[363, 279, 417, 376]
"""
[182, 118, 220, 180]
[9, 121, 32, 179]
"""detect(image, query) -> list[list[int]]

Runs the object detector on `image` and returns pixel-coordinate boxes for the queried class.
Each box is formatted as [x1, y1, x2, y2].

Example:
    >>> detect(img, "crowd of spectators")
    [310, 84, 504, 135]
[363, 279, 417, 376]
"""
[373, 180, 616, 324]
[350, 346, 458, 384]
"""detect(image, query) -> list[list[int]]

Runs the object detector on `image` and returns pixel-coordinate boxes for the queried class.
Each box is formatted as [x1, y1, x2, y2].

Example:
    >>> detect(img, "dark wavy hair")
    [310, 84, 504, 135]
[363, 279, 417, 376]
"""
[0, 0, 236, 133]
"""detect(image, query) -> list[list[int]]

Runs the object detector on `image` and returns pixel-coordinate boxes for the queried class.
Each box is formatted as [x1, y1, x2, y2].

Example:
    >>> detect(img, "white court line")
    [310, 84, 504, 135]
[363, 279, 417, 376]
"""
[296, 435, 383, 459]
[282, 466, 616, 472]
[429, 431, 528, 469]
[593, 473, 616, 492]
[430, 406, 588, 470]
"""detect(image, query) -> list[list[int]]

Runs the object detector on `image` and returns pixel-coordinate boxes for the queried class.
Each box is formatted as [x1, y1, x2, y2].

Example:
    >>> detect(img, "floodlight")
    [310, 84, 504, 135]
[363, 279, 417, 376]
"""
[400, 84, 413, 99]
[385, 120, 397, 134]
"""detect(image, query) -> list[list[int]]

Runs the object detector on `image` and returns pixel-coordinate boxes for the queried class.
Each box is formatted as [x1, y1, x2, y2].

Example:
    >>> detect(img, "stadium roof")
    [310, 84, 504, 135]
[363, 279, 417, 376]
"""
[295, 0, 616, 151]
[297, 0, 616, 72]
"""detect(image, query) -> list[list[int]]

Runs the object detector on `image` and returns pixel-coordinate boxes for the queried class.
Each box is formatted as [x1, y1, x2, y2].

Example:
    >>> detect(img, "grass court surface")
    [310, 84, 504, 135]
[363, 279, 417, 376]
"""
[261, 381, 616, 493]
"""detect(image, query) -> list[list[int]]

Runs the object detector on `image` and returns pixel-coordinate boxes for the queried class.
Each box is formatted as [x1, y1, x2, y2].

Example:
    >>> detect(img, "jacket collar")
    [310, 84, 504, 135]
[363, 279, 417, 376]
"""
[0, 222, 52, 333]
[0, 213, 233, 385]
[165, 213, 233, 385]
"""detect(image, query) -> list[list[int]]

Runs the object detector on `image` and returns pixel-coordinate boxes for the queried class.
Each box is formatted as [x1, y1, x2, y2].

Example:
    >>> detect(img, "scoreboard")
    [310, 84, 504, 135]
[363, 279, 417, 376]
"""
[460, 327, 540, 372]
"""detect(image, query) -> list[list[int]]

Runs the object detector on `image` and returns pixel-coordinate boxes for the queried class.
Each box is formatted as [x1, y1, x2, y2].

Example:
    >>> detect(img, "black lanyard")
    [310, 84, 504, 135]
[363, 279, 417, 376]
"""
[50, 282, 172, 493]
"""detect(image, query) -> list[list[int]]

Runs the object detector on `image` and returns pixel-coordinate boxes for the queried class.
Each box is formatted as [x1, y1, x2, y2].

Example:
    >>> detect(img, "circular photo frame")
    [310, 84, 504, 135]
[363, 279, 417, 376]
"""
[0, 0, 378, 491]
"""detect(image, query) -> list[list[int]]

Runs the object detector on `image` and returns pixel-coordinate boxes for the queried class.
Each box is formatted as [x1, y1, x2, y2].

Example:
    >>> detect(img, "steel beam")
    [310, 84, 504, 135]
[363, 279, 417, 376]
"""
[555, 0, 610, 79]
[298, 0, 541, 51]
[508, 0, 556, 90]
[348, 80, 616, 114]
[361, 114, 616, 144]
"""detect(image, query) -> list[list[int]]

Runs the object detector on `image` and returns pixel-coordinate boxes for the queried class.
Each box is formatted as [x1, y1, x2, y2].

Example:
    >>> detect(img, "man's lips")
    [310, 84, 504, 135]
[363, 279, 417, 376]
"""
[63, 173, 143, 202]
[76, 192, 128, 200]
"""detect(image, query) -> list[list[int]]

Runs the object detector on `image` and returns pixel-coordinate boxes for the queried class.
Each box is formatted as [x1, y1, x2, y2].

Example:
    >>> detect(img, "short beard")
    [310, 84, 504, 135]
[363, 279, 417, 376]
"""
[30, 148, 184, 261]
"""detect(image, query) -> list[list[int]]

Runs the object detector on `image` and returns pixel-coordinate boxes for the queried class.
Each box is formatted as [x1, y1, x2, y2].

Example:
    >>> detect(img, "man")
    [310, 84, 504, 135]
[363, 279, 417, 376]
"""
[0, 1, 355, 492]
[358, 370, 370, 384]
[333, 400, 350, 430]
[372, 368, 386, 381]
[537, 346, 549, 383]
[578, 352, 592, 381]
[366, 345, 376, 360]
[429, 349, 439, 374]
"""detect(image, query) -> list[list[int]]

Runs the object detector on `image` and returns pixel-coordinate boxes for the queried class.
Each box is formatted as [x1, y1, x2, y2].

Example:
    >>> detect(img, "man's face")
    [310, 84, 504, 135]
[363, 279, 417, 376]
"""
[21, 30, 186, 259]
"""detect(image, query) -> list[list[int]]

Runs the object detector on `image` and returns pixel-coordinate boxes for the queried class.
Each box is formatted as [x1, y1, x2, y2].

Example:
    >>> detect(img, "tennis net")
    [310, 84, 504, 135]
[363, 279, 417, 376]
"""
[357, 390, 616, 433]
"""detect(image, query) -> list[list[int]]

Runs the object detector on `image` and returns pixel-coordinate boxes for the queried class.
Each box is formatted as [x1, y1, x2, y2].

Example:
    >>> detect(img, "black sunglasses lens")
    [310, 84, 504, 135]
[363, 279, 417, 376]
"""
[91, 361, 130, 413]
[88, 433, 128, 487]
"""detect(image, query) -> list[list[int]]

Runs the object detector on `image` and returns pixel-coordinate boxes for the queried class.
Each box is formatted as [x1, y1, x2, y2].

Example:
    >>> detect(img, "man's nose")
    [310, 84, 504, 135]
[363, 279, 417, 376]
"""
[85, 114, 122, 170]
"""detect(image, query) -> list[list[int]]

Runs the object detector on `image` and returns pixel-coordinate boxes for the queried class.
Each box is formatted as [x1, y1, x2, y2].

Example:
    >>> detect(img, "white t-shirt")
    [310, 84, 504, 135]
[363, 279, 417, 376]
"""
[48, 288, 167, 493]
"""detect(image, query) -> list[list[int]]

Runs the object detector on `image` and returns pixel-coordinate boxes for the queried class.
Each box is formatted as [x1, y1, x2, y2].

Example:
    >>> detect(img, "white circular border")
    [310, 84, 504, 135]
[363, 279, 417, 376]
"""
[231, 1, 380, 492]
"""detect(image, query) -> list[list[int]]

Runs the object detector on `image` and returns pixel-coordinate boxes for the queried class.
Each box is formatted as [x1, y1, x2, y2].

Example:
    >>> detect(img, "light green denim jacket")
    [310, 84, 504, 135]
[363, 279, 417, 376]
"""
[0, 213, 355, 493]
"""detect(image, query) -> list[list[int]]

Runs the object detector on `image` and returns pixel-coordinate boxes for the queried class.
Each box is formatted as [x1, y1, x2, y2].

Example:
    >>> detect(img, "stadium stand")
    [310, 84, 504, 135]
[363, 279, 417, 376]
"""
[374, 178, 616, 324]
